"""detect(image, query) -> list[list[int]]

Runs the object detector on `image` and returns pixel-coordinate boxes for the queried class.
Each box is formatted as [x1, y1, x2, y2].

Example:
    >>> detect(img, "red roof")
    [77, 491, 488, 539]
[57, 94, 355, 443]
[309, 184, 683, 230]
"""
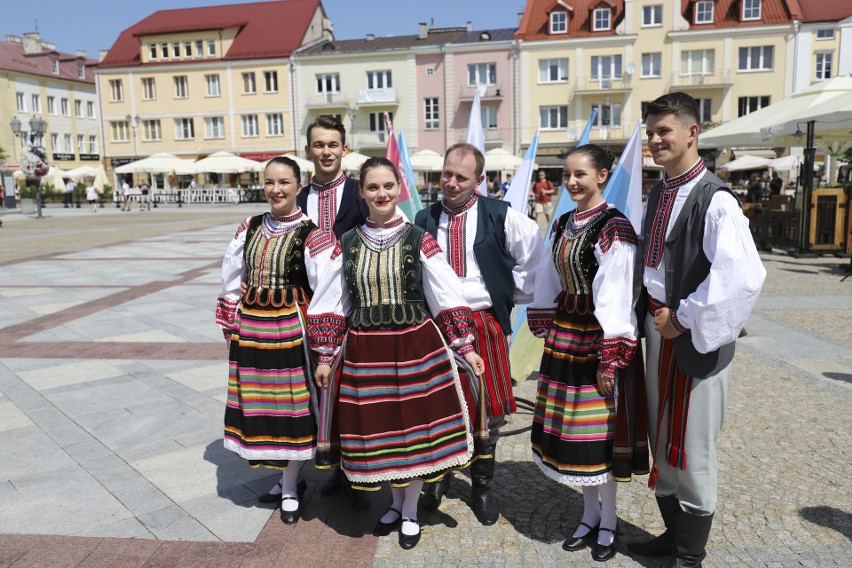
[795, 0, 852, 23]
[516, 0, 626, 40]
[0, 41, 97, 83]
[100, 0, 321, 68]
[680, 0, 796, 28]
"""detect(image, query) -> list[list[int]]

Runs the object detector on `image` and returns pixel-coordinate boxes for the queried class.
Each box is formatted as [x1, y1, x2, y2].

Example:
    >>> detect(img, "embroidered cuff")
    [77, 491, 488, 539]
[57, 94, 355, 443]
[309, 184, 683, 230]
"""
[215, 297, 238, 334]
[306, 312, 347, 350]
[597, 363, 617, 380]
[670, 311, 688, 335]
[456, 342, 475, 356]
[599, 336, 637, 370]
[435, 306, 476, 346]
[527, 308, 555, 337]
[317, 354, 335, 367]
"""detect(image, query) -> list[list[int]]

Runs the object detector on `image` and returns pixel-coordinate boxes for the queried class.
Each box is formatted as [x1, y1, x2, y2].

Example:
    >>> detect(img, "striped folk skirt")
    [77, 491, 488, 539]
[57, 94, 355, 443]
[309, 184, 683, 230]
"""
[329, 319, 474, 490]
[223, 294, 318, 467]
[531, 308, 615, 486]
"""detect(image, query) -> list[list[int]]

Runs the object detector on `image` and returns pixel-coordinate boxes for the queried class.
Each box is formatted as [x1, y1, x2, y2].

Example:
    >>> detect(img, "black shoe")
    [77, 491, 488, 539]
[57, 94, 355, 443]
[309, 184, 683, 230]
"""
[471, 488, 499, 525]
[279, 480, 307, 525]
[627, 531, 675, 557]
[591, 526, 619, 562]
[258, 480, 282, 504]
[372, 506, 402, 536]
[420, 475, 451, 512]
[398, 518, 421, 550]
[319, 468, 344, 496]
[562, 521, 598, 551]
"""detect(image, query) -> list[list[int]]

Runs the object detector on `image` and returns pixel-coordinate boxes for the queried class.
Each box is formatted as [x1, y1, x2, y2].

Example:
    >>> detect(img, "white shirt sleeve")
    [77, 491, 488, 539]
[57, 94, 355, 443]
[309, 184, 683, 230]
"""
[530, 230, 561, 311]
[218, 222, 248, 302]
[675, 192, 766, 353]
[422, 250, 471, 316]
[304, 231, 335, 291]
[306, 251, 351, 357]
[504, 206, 545, 304]
[592, 239, 639, 341]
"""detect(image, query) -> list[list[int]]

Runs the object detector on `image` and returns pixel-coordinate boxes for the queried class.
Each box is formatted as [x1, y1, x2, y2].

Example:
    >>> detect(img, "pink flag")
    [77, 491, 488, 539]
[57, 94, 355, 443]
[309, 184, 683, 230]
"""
[384, 112, 412, 202]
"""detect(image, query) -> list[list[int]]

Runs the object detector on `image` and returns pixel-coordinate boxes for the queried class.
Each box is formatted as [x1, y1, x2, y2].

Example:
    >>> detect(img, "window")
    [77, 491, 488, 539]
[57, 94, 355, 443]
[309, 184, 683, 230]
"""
[16, 92, 24, 112]
[31, 94, 41, 114]
[205, 117, 225, 139]
[424, 97, 439, 130]
[173, 42, 181, 58]
[468, 63, 496, 86]
[738, 96, 770, 117]
[368, 111, 391, 132]
[77, 135, 85, 154]
[738, 46, 773, 71]
[681, 49, 715, 75]
[196, 40, 203, 56]
[264, 71, 278, 93]
[175, 118, 195, 140]
[591, 55, 622, 79]
[61, 98, 69, 115]
[161, 43, 168, 58]
[816, 52, 833, 80]
[87, 101, 94, 118]
[480, 106, 497, 129]
[174, 76, 189, 98]
[184, 42, 192, 57]
[641, 53, 662, 78]
[816, 29, 835, 40]
[539, 58, 568, 82]
[47, 96, 56, 115]
[695, 1, 714, 24]
[550, 11, 567, 33]
[111, 121, 129, 142]
[643, 5, 662, 26]
[205, 74, 221, 97]
[593, 101, 622, 127]
[540, 105, 568, 129]
[75, 100, 82, 117]
[267, 113, 284, 136]
[593, 8, 611, 31]
[149, 44, 157, 59]
[142, 77, 156, 100]
[143, 119, 161, 141]
[316, 73, 340, 94]
[242, 114, 258, 137]
[367, 70, 392, 89]
[208, 40, 216, 56]
[742, 0, 761, 20]
[88, 135, 97, 154]
[77, 64, 85, 79]
[51, 133, 59, 152]
[696, 98, 712, 123]
[51, 60, 59, 74]
[109, 79, 124, 102]
[64, 133, 72, 152]
[243, 72, 257, 94]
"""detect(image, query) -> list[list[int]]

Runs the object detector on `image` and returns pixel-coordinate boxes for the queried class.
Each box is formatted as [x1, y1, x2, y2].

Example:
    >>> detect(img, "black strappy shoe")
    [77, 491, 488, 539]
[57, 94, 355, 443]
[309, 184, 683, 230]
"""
[398, 517, 421, 550]
[372, 506, 402, 536]
[563, 521, 599, 551]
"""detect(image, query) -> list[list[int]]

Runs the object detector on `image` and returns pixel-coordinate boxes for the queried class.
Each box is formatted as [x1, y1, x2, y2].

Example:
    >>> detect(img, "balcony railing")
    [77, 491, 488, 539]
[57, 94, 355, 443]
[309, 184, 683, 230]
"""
[352, 131, 387, 149]
[669, 69, 732, 88]
[356, 87, 398, 105]
[458, 84, 505, 101]
[574, 75, 632, 92]
[306, 91, 350, 108]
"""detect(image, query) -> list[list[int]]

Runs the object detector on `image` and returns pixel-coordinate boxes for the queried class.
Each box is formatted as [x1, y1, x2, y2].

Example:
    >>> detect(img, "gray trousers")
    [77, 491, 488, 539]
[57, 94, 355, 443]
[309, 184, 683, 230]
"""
[644, 313, 730, 515]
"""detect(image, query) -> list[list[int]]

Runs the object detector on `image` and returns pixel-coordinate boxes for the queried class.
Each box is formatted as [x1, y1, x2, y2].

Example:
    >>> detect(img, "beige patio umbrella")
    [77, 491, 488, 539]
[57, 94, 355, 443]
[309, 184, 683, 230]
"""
[192, 151, 265, 174]
[46, 166, 67, 190]
[64, 165, 98, 180]
[92, 165, 109, 194]
[409, 149, 444, 172]
[266, 154, 315, 174]
[115, 152, 196, 175]
[341, 151, 370, 172]
[485, 148, 528, 172]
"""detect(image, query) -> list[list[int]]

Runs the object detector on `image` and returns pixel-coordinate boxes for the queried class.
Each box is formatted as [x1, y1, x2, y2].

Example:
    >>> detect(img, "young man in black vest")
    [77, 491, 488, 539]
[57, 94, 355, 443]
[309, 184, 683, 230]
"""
[257, 114, 369, 510]
[415, 143, 543, 525]
[630, 93, 765, 566]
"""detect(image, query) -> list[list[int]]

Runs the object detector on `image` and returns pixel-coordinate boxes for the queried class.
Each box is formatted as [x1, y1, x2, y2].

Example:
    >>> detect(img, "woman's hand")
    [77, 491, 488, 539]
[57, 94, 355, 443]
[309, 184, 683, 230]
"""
[240, 281, 249, 297]
[464, 352, 486, 376]
[314, 364, 331, 389]
[596, 371, 615, 396]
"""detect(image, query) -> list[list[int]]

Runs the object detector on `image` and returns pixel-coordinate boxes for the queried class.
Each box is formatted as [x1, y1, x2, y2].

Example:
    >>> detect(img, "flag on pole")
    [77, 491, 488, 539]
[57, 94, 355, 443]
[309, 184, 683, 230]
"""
[602, 120, 644, 235]
[503, 129, 539, 213]
[384, 112, 415, 220]
[465, 90, 488, 195]
[396, 129, 424, 220]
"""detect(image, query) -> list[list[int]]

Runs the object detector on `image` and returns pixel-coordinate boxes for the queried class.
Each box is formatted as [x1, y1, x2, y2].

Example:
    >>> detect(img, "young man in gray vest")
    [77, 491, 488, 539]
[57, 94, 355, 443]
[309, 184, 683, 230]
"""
[415, 143, 543, 525]
[629, 93, 765, 566]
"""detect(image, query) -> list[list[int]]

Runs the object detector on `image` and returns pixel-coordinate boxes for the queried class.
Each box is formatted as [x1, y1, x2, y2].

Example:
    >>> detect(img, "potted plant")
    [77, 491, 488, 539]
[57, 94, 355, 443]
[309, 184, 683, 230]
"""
[18, 182, 38, 213]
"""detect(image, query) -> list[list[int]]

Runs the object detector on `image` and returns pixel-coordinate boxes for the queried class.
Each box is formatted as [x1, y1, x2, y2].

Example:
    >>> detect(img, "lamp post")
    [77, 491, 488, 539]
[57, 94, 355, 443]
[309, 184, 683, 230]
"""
[125, 114, 139, 209]
[793, 120, 815, 255]
[11, 115, 48, 219]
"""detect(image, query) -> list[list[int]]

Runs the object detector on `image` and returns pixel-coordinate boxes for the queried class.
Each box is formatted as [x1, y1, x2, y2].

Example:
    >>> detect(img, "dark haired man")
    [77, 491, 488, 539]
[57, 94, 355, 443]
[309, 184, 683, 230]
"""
[630, 92, 765, 567]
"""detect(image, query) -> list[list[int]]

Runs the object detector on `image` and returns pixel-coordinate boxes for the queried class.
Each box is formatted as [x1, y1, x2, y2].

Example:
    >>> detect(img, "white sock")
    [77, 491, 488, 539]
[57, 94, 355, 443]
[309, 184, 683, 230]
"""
[280, 462, 304, 513]
[381, 486, 405, 524]
[401, 480, 424, 536]
[573, 485, 601, 538]
[597, 479, 618, 546]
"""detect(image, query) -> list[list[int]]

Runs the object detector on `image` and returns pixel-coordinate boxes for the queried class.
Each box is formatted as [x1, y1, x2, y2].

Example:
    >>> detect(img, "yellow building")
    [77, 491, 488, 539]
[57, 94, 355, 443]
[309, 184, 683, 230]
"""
[96, 0, 332, 182]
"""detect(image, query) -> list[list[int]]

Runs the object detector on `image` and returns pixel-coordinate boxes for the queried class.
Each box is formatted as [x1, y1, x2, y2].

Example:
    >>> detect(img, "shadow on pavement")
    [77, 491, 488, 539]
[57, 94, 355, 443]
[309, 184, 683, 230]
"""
[823, 372, 852, 384]
[800, 506, 852, 542]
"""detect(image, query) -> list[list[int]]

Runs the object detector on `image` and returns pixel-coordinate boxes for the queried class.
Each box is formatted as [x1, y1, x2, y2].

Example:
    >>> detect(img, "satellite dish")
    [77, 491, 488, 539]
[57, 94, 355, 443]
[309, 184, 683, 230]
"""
[626, 62, 636, 75]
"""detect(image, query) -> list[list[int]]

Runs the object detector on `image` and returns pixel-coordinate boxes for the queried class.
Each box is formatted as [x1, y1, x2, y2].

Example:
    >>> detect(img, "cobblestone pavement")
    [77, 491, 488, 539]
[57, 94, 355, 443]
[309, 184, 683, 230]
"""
[0, 204, 849, 567]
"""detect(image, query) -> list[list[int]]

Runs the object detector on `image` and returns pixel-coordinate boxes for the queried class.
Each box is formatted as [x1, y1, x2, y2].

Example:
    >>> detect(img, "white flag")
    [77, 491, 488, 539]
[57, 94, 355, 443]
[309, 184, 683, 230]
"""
[466, 90, 488, 195]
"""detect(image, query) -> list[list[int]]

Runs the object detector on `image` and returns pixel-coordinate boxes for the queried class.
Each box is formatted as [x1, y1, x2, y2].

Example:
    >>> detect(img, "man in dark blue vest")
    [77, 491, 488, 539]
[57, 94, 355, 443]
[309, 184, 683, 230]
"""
[415, 143, 543, 525]
[629, 93, 765, 566]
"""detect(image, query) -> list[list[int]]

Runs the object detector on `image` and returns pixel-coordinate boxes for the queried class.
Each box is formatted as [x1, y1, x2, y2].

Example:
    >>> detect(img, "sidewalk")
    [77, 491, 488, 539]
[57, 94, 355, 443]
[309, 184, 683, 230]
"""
[0, 207, 849, 567]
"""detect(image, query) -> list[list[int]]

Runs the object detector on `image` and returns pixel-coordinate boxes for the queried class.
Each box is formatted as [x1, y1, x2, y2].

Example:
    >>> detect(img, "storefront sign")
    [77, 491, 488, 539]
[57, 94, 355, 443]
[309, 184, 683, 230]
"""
[53, 153, 75, 161]
[79, 153, 100, 161]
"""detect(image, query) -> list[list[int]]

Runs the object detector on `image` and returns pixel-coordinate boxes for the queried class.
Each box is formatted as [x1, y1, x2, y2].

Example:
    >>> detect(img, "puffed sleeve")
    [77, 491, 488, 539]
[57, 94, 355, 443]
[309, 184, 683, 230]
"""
[527, 221, 562, 338]
[215, 217, 251, 340]
[672, 192, 766, 353]
[420, 232, 477, 355]
[305, 240, 350, 366]
[304, 228, 336, 290]
[504, 206, 545, 304]
[592, 216, 640, 379]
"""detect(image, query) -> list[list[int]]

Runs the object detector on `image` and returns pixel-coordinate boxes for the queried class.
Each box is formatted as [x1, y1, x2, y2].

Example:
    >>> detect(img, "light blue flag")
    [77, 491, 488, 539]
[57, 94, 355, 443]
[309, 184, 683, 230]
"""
[503, 129, 540, 213]
[602, 121, 644, 235]
[396, 130, 424, 220]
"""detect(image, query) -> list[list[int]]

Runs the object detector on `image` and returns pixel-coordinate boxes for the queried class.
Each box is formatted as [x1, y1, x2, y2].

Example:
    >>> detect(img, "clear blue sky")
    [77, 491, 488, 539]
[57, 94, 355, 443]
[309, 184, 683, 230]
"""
[4, 0, 525, 58]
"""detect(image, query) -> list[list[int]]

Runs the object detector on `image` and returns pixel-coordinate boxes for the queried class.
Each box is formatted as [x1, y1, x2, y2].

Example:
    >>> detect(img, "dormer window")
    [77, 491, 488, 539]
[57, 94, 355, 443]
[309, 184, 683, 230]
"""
[77, 64, 85, 79]
[742, 0, 761, 21]
[50, 59, 59, 74]
[593, 8, 611, 31]
[695, 1, 714, 24]
[551, 11, 568, 34]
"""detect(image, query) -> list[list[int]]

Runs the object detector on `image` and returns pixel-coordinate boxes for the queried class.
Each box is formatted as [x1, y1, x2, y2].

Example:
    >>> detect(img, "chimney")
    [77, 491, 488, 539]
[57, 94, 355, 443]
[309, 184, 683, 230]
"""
[518, 12, 524, 27]
[419, 22, 428, 39]
[466, 21, 472, 32]
[99, 50, 109, 61]
[366, 33, 375, 41]
[5, 34, 22, 44]
[75, 50, 87, 59]
[22, 32, 42, 54]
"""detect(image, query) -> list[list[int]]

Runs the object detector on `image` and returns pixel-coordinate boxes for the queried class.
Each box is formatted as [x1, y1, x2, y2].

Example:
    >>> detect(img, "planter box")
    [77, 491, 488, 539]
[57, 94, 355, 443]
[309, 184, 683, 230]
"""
[19, 198, 36, 214]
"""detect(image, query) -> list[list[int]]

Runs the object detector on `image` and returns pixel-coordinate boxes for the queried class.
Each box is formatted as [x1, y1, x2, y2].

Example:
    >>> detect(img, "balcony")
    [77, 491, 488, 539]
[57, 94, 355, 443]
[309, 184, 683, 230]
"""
[451, 127, 506, 147]
[574, 75, 632, 93]
[458, 84, 505, 102]
[668, 69, 732, 90]
[352, 131, 387, 150]
[306, 91, 350, 108]
[356, 87, 398, 106]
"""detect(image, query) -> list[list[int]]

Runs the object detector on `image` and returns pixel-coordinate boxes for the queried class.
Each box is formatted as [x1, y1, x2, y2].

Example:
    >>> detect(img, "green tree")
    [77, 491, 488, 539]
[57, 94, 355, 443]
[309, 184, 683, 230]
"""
[0, 145, 8, 165]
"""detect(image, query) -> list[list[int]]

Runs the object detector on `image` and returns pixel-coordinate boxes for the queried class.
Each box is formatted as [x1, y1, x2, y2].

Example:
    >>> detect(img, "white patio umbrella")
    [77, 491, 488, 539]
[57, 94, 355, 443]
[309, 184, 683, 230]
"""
[341, 151, 370, 172]
[115, 152, 196, 175]
[767, 155, 802, 171]
[409, 149, 444, 172]
[46, 166, 67, 189]
[266, 154, 315, 174]
[92, 165, 109, 194]
[64, 165, 97, 179]
[718, 155, 772, 172]
[192, 151, 265, 174]
[485, 148, 527, 172]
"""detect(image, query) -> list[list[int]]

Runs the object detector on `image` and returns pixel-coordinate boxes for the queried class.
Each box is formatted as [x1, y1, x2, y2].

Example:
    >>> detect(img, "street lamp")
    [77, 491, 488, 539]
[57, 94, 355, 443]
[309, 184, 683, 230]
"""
[124, 114, 139, 208]
[793, 120, 815, 255]
[10, 115, 48, 218]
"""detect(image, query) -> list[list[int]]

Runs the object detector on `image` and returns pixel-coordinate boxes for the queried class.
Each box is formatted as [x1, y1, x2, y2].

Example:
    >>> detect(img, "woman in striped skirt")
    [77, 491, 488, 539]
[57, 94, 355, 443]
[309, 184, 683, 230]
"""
[527, 144, 648, 562]
[307, 157, 485, 550]
[216, 156, 335, 525]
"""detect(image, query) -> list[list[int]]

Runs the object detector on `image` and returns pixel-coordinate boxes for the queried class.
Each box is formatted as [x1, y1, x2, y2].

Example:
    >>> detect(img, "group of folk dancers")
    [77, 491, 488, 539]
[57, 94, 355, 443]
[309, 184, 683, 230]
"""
[216, 93, 766, 565]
